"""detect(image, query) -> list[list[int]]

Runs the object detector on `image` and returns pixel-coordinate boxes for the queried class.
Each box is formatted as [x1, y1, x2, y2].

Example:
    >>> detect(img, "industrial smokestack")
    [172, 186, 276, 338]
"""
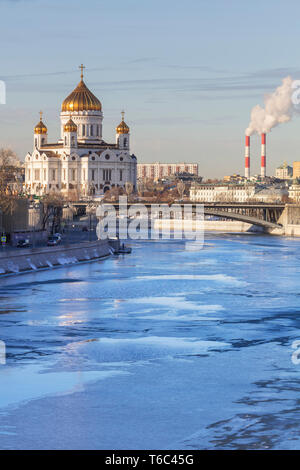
[245, 135, 250, 179]
[261, 133, 266, 178]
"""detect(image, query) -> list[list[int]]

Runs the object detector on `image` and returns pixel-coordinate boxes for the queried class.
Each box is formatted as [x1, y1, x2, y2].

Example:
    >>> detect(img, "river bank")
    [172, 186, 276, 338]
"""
[0, 239, 116, 276]
[154, 219, 264, 233]
[154, 218, 300, 236]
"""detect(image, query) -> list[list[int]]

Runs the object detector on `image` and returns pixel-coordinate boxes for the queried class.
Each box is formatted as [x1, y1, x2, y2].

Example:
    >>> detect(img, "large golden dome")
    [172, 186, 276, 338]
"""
[62, 66, 101, 112]
[34, 111, 47, 134]
[116, 111, 130, 134]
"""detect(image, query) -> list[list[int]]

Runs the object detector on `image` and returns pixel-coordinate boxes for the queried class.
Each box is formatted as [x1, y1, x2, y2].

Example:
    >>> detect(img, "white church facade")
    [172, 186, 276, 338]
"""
[25, 65, 137, 197]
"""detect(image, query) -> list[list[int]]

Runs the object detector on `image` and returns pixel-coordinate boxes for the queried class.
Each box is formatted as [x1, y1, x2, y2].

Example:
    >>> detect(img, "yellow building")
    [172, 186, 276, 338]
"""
[293, 162, 300, 179]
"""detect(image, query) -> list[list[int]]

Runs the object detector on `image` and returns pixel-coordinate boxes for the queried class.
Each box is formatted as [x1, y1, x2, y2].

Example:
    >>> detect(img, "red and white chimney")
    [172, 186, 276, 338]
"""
[245, 135, 250, 179]
[261, 133, 266, 178]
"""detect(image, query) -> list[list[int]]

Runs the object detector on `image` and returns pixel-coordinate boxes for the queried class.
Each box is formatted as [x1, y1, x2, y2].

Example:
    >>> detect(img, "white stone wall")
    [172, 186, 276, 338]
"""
[60, 111, 103, 142]
[25, 148, 137, 196]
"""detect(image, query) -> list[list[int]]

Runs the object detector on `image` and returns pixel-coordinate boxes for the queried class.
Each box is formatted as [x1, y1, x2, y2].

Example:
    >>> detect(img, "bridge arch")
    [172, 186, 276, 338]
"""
[203, 208, 282, 230]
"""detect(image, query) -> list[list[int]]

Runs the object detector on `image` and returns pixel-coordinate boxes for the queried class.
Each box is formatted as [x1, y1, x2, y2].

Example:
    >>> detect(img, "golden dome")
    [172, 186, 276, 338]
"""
[64, 117, 77, 133]
[62, 66, 101, 112]
[116, 111, 130, 134]
[34, 111, 47, 134]
[62, 80, 101, 112]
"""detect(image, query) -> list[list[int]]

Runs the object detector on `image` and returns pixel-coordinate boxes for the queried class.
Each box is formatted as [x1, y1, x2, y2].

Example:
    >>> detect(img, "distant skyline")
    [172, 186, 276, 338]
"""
[1, 0, 300, 177]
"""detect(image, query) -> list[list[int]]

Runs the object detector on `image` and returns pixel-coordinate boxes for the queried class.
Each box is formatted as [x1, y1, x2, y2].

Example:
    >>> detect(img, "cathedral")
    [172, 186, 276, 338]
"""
[25, 65, 137, 197]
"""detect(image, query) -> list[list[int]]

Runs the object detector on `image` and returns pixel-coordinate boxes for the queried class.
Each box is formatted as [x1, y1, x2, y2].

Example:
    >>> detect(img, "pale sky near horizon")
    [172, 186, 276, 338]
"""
[1, 0, 300, 178]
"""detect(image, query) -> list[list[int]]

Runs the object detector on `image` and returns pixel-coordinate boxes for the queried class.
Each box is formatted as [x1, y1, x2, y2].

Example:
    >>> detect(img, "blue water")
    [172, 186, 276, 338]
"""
[0, 233, 300, 449]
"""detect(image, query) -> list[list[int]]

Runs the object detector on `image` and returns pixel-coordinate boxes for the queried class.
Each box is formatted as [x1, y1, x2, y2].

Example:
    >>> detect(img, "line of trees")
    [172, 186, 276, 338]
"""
[0, 148, 23, 215]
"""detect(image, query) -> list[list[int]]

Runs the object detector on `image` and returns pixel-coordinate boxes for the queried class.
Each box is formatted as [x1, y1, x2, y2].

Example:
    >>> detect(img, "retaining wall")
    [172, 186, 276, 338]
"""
[0, 239, 112, 276]
[154, 219, 263, 233]
[273, 205, 300, 237]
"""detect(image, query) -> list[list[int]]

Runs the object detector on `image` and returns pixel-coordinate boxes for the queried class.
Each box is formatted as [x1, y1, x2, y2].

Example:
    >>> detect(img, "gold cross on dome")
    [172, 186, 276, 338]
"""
[79, 64, 85, 80]
[39, 110, 43, 121]
[121, 110, 125, 121]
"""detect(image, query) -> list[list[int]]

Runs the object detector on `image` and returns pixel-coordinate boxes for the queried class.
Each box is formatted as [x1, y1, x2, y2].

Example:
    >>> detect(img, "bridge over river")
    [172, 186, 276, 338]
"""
[72, 201, 286, 231]
[201, 203, 285, 230]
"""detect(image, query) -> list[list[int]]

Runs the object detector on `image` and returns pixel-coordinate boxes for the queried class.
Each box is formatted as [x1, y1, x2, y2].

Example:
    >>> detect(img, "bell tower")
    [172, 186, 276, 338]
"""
[34, 111, 48, 149]
[63, 116, 78, 149]
[116, 111, 130, 150]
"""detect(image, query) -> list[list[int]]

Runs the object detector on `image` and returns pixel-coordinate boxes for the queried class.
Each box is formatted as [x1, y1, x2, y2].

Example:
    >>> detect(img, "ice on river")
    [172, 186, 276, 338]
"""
[0, 234, 300, 449]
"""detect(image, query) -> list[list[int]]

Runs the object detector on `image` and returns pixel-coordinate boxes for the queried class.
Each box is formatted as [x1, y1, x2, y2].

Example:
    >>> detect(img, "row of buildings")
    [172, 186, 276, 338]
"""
[137, 161, 300, 185]
[189, 182, 293, 203]
[137, 162, 198, 180]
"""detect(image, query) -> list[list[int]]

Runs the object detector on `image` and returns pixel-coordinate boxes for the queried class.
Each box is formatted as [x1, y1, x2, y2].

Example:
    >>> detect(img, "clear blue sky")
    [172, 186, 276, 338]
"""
[1, 0, 300, 177]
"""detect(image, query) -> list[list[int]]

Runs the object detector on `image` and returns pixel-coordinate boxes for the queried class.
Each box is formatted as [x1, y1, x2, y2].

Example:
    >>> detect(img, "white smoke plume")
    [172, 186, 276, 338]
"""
[246, 76, 294, 136]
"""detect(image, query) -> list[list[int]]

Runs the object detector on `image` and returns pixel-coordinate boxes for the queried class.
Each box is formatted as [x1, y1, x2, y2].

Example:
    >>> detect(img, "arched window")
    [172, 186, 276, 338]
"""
[90, 125, 94, 136]
[82, 124, 85, 136]
[64, 136, 67, 145]
[124, 138, 127, 147]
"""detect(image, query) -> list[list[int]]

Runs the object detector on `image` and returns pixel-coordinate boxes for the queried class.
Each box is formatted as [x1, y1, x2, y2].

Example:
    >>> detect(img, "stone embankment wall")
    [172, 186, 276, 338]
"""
[154, 219, 263, 233]
[275, 205, 300, 237]
[0, 240, 113, 276]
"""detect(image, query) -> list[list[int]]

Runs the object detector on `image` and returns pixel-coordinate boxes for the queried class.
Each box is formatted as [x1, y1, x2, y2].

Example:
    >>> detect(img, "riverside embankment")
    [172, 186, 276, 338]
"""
[0, 239, 115, 276]
[154, 219, 264, 233]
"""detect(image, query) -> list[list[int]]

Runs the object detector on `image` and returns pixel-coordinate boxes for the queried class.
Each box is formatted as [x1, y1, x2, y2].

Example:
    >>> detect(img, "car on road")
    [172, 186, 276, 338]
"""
[47, 236, 61, 246]
[17, 239, 31, 248]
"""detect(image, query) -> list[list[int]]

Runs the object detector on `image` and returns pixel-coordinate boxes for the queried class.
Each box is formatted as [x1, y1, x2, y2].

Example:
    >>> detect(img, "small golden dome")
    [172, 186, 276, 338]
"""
[64, 117, 77, 133]
[116, 111, 130, 134]
[34, 111, 47, 134]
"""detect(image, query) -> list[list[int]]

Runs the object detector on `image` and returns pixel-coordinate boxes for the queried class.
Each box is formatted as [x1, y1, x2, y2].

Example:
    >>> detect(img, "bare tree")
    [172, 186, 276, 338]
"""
[66, 188, 80, 202]
[0, 148, 21, 168]
[125, 181, 133, 195]
[144, 178, 156, 192]
[177, 181, 185, 200]
[125, 182, 133, 199]
[40, 192, 64, 232]
[137, 181, 145, 197]
[103, 186, 123, 202]
[0, 148, 22, 215]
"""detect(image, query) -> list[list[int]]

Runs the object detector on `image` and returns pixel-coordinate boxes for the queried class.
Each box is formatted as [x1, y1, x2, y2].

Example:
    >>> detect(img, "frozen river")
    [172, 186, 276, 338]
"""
[0, 233, 300, 449]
